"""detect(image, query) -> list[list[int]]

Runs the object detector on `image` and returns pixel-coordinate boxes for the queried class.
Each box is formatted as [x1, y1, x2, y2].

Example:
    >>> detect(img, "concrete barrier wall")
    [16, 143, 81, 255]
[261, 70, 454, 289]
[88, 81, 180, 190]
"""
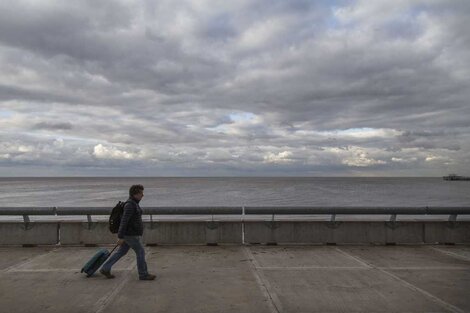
[143, 222, 243, 245]
[60, 222, 117, 245]
[0, 222, 58, 245]
[244, 221, 385, 244]
[59, 221, 243, 245]
[0, 221, 468, 245]
[244, 221, 469, 244]
[424, 222, 470, 244]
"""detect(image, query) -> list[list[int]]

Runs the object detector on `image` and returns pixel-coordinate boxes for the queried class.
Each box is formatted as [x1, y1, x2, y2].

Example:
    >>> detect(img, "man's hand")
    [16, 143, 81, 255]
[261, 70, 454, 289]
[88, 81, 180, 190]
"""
[117, 239, 125, 245]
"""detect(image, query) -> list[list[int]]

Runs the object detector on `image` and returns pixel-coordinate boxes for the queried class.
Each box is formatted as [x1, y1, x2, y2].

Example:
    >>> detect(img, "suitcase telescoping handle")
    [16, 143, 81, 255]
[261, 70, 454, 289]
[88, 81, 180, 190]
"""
[102, 243, 121, 264]
[109, 243, 120, 255]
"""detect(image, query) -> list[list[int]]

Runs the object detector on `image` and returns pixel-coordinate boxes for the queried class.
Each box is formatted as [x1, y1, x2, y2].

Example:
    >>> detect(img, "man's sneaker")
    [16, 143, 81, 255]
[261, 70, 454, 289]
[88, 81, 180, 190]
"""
[99, 269, 115, 279]
[139, 273, 156, 280]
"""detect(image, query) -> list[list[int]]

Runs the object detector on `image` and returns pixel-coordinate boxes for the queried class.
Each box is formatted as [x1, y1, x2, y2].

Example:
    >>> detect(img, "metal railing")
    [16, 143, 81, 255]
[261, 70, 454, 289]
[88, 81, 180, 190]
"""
[2, 206, 470, 215]
[1, 206, 469, 228]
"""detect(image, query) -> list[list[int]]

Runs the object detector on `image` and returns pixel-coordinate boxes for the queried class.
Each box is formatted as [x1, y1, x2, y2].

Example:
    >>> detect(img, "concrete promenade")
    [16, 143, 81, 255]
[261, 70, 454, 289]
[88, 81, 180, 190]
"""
[1, 244, 469, 313]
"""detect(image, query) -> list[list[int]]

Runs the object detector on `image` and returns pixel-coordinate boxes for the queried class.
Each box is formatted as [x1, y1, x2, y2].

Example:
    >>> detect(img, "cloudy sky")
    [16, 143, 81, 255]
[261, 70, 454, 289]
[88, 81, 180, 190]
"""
[0, 0, 469, 176]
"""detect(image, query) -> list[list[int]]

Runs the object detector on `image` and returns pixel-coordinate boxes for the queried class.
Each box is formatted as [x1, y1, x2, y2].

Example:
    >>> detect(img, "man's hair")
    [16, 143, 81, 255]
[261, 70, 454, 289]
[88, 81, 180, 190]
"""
[129, 184, 144, 197]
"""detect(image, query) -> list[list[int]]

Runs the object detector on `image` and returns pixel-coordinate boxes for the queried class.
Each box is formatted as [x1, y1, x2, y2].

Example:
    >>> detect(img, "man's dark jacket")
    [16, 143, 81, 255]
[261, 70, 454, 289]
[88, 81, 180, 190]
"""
[117, 197, 144, 239]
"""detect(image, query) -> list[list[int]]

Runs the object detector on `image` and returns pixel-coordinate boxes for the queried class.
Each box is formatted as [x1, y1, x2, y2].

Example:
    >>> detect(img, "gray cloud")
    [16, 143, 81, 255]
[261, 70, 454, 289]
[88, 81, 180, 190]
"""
[0, 0, 469, 176]
[32, 121, 73, 130]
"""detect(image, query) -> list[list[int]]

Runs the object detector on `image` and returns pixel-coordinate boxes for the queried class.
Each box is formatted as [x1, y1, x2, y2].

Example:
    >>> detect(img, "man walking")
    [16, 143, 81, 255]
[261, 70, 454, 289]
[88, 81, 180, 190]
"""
[100, 184, 156, 280]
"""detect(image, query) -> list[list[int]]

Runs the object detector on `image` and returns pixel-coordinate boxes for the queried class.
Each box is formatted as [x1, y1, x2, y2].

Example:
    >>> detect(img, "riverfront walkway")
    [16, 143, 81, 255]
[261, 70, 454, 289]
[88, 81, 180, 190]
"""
[1, 244, 469, 313]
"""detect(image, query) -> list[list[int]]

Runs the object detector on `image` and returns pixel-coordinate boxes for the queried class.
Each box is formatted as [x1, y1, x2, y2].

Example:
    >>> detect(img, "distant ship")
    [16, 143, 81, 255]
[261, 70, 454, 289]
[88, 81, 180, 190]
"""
[443, 174, 470, 181]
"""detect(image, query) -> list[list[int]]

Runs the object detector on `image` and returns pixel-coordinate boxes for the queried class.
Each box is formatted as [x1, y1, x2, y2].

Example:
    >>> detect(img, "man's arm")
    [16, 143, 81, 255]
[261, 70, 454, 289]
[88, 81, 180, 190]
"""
[117, 202, 134, 239]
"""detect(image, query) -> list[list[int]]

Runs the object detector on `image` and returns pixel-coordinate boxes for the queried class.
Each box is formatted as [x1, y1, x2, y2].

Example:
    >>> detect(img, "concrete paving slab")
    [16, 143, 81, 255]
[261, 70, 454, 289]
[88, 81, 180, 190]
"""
[143, 245, 247, 270]
[259, 268, 454, 312]
[248, 245, 368, 268]
[388, 269, 470, 312]
[0, 247, 57, 271]
[8, 246, 135, 271]
[101, 246, 273, 313]
[102, 268, 273, 313]
[0, 271, 122, 313]
[0, 245, 469, 313]
[338, 245, 470, 268]
[429, 245, 470, 262]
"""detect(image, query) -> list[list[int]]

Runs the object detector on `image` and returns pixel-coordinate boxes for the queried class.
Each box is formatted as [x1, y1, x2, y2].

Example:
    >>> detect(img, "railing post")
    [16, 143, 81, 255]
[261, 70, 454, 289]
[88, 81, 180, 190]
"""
[448, 214, 457, 222]
[22, 214, 32, 230]
[242, 205, 245, 245]
[447, 214, 458, 229]
[150, 214, 156, 229]
[386, 213, 399, 229]
[206, 208, 219, 246]
[86, 214, 93, 230]
[327, 213, 341, 229]
[267, 213, 277, 245]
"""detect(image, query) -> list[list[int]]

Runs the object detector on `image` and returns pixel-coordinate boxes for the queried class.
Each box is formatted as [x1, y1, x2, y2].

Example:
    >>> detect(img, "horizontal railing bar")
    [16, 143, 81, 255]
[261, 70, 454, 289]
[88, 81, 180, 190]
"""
[0, 206, 470, 216]
[0, 207, 56, 215]
[54, 207, 243, 215]
[244, 206, 470, 215]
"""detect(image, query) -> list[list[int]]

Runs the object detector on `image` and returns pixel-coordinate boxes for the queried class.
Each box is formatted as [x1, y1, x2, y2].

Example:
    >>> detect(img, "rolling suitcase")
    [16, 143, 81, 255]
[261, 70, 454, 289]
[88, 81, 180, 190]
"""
[81, 244, 120, 277]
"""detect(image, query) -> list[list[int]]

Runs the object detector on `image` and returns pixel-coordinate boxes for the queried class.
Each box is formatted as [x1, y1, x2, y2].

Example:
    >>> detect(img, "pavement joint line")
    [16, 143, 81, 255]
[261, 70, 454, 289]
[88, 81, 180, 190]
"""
[257, 266, 368, 270]
[334, 247, 373, 268]
[2, 247, 60, 273]
[7, 268, 133, 272]
[335, 247, 466, 313]
[377, 266, 470, 270]
[9, 268, 82, 272]
[243, 246, 283, 313]
[256, 265, 470, 270]
[92, 246, 150, 313]
[429, 246, 470, 262]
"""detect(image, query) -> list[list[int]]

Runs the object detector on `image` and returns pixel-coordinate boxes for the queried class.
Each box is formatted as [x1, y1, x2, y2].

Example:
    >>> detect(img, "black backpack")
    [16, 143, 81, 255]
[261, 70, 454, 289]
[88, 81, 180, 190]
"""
[109, 201, 126, 233]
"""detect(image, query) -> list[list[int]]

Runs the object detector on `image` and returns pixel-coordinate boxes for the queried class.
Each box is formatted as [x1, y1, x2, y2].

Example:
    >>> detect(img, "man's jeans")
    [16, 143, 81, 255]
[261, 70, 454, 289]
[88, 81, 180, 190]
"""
[100, 235, 148, 278]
